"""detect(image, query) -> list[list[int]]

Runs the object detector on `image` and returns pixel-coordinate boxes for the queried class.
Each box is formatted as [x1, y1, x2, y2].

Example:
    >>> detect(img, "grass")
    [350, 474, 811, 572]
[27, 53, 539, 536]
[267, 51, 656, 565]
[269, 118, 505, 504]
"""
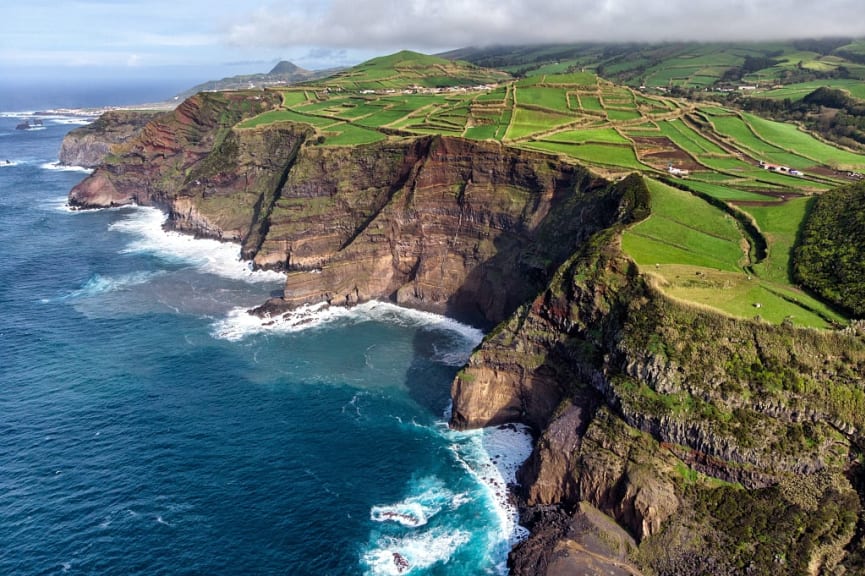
[543, 72, 598, 87]
[280, 91, 311, 106]
[622, 179, 843, 327]
[740, 197, 810, 285]
[744, 113, 865, 171]
[319, 123, 386, 146]
[659, 119, 726, 155]
[516, 86, 571, 113]
[463, 123, 499, 140]
[579, 95, 604, 112]
[758, 79, 865, 101]
[542, 127, 629, 144]
[607, 109, 643, 121]
[711, 114, 817, 168]
[524, 141, 646, 170]
[238, 108, 334, 129]
[507, 108, 575, 139]
[681, 180, 778, 202]
[354, 108, 414, 127]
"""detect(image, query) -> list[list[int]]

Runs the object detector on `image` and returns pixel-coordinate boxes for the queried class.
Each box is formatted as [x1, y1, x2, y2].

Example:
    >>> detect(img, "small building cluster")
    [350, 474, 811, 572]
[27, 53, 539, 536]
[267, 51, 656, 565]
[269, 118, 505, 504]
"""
[759, 160, 803, 176]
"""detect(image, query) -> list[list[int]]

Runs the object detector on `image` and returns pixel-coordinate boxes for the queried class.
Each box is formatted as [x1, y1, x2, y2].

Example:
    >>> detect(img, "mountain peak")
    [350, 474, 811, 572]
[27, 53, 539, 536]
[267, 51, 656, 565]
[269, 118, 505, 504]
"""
[269, 61, 304, 75]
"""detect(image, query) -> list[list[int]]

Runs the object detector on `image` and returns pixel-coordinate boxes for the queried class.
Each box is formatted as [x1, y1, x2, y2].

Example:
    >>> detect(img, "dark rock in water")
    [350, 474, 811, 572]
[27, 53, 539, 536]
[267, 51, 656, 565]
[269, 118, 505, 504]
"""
[392, 552, 409, 573]
[65, 84, 865, 576]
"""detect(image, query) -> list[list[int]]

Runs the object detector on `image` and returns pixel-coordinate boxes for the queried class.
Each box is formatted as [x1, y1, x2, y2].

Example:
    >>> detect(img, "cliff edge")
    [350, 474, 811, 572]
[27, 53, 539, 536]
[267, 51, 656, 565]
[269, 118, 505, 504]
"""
[66, 91, 865, 575]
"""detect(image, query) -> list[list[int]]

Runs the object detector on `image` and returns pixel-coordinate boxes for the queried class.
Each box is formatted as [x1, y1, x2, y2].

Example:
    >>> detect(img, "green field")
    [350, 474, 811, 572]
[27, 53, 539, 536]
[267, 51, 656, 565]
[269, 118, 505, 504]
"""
[223, 48, 865, 328]
[758, 80, 865, 101]
[658, 119, 726, 156]
[506, 108, 574, 139]
[524, 141, 646, 170]
[319, 123, 386, 146]
[545, 127, 629, 144]
[579, 95, 604, 111]
[516, 86, 571, 113]
[607, 109, 643, 122]
[238, 108, 334, 129]
[741, 198, 811, 284]
[623, 179, 745, 271]
[622, 179, 844, 327]
[744, 113, 865, 170]
[681, 180, 777, 202]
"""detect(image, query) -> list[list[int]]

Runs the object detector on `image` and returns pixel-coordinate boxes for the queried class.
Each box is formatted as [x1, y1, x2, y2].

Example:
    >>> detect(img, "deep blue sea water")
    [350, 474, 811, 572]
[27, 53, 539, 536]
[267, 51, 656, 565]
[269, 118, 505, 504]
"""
[0, 110, 532, 575]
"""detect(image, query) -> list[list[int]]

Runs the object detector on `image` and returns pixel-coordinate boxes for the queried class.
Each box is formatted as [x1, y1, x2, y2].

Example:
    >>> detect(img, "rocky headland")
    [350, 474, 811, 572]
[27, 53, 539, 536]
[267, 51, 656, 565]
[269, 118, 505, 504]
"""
[65, 90, 865, 575]
[59, 109, 165, 168]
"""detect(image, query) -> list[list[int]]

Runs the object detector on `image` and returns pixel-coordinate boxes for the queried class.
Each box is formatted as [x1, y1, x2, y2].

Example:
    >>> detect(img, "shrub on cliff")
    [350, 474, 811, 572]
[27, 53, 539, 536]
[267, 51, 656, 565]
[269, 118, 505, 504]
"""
[794, 181, 865, 317]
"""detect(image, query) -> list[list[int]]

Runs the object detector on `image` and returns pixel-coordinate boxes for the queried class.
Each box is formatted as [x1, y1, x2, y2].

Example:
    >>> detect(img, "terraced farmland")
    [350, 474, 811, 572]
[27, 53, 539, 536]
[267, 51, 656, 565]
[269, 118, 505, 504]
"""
[232, 55, 865, 327]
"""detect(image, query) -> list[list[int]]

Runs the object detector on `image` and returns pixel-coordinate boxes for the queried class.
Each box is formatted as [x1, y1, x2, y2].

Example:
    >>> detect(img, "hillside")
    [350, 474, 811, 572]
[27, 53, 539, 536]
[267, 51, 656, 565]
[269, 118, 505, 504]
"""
[316, 50, 511, 90]
[227, 67, 865, 329]
[795, 180, 865, 317]
[443, 39, 865, 90]
[444, 41, 865, 152]
[63, 50, 865, 575]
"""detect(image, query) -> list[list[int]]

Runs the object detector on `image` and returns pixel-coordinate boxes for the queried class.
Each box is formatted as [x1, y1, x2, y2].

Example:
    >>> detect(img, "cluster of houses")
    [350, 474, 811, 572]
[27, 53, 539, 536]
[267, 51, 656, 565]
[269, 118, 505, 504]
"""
[758, 160, 803, 176]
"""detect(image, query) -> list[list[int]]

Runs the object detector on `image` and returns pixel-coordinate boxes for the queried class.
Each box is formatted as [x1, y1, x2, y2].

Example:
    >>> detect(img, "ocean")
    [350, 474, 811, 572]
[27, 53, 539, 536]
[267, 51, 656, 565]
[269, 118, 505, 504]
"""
[0, 106, 532, 575]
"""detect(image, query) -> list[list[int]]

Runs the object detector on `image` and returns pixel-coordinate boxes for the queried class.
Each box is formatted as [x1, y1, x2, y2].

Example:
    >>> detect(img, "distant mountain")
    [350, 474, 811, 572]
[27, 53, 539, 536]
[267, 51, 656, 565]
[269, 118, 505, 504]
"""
[268, 61, 302, 75]
[175, 61, 343, 100]
[317, 50, 511, 91]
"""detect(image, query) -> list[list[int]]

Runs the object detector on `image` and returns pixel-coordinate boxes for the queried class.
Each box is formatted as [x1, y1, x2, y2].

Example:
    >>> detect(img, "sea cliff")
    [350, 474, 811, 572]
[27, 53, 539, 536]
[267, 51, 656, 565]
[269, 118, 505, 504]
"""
[64, 91, 865, 575]
[59, 110, 164, 168]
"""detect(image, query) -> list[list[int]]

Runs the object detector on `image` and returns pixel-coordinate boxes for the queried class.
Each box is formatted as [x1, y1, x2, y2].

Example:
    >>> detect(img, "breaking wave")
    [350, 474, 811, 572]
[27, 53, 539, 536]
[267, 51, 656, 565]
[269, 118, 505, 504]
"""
[108, 206, 285, 284]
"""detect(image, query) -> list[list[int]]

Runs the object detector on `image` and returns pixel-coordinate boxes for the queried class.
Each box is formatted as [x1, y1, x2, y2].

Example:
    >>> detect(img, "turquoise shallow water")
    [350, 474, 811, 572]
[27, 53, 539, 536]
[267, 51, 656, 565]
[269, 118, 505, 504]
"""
[0, 112, 531, 575]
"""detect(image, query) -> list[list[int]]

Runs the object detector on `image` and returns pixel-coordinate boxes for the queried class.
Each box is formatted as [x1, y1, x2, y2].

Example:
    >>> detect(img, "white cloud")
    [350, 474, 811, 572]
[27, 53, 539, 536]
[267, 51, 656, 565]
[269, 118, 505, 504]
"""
[225, 0, 865, 50]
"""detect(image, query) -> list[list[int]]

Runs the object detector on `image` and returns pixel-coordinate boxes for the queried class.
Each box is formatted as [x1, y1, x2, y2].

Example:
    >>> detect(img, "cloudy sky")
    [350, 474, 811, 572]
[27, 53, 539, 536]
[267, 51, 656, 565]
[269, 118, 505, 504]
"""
[3, 0, 865, 84]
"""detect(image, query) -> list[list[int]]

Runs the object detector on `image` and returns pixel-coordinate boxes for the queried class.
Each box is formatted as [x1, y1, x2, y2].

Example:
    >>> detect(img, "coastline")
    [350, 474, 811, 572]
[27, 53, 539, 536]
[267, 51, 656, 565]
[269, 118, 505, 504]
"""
[67, 196, 538, 572]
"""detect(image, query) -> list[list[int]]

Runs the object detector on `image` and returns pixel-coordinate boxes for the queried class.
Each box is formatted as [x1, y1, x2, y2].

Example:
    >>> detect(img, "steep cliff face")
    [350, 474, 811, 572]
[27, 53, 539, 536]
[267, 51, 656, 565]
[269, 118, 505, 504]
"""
[59, 110, 163, 168]
[259, 136, 620, 325]
[69, 91, 283, 213]
[69, 95, 625, 326]
[451, 216, 865, 574]
[67, 92, 865, 575]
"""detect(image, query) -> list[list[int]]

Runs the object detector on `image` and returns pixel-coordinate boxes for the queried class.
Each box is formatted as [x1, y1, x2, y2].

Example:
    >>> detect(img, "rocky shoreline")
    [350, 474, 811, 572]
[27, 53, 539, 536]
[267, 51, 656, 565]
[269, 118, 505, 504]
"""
[64, 92, 865, 575]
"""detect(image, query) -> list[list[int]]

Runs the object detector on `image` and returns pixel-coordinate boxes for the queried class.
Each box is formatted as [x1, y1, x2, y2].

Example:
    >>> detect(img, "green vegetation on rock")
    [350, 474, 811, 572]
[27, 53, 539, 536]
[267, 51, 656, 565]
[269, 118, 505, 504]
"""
[795, 181, 865, 317]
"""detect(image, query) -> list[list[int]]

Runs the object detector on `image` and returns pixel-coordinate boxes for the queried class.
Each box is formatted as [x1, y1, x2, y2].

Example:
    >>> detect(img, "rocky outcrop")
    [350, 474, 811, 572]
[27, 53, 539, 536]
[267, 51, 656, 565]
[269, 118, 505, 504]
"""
[59, 110, 163, 168]
[452, 219, 865, 574]
[69, 91, 288, 240]
[69, 96, 625, 326]
[67, 91, 865, 575]
[259, 136, 620, 325]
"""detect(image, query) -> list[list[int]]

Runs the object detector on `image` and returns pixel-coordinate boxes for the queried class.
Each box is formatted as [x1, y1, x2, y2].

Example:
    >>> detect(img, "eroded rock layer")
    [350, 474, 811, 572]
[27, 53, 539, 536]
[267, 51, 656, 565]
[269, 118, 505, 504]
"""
[66, 92, 865, 576]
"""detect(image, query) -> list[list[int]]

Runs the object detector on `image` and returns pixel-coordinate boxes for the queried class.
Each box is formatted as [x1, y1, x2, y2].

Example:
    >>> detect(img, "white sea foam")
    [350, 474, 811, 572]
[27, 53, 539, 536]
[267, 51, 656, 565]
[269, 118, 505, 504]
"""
[108, 206, 285, 284]
[0, 160, 19, 167]
[448, 423, 534, 548]
[46, 196, 78, 212]
[50, 117, 95, 126]
[40, 162, 93, 174]
[361, 528, 471, 576]
[67, 271, 165, 299]
[211, 300, 484, 351]
[370, 476, 455, 528]
[0, 111, 95, 123]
